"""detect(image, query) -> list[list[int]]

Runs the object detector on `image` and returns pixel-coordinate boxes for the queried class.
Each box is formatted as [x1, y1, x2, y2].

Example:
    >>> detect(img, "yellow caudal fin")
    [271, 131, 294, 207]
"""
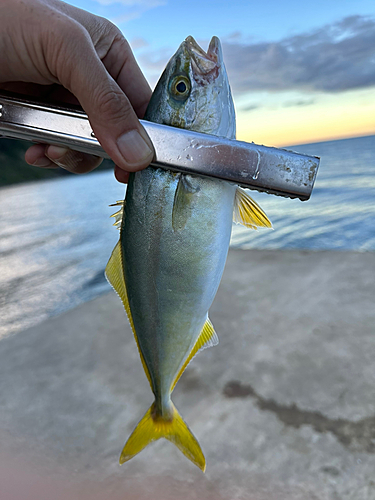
[233, 187, 272, 229]
[119, 402, 206, 472]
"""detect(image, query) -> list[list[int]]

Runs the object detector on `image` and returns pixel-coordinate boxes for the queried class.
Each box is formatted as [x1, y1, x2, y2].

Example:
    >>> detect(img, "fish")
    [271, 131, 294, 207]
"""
[105, 35, 272, 472]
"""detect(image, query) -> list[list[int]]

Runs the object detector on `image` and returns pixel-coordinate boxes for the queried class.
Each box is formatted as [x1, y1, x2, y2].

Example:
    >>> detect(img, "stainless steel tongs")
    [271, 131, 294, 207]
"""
[0, 90, 320, 201]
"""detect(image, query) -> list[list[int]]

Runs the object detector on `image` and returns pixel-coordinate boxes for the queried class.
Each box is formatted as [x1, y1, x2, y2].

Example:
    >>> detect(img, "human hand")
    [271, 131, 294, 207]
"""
[0, 0, 154, 183]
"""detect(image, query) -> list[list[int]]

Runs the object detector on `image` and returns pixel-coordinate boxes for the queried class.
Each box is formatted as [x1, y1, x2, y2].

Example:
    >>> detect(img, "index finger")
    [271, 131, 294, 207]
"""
[100, 35, 152, 119]
[49, 1, 152, 118]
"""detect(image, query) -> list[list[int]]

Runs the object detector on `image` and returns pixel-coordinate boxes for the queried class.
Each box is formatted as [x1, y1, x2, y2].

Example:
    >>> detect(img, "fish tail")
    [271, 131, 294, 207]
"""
[119, 401, 206, 472]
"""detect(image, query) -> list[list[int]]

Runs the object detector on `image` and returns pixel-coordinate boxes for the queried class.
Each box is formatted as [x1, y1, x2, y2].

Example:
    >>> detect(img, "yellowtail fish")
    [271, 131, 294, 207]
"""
[105, 36, 272, 472]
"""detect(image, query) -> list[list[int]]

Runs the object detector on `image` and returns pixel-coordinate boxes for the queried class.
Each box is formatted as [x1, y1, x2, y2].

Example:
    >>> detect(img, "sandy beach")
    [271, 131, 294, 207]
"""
[0, 248, 374, 500]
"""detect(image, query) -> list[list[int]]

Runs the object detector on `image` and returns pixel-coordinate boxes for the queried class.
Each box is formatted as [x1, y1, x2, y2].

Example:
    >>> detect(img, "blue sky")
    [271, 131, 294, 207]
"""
[69, 0, 375, 145]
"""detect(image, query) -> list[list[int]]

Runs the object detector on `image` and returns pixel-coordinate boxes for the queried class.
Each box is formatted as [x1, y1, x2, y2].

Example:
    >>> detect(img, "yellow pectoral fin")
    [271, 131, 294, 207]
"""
[120, 402, 206, 472]
[105, 240, 152, 389]
[171, 318, 218, 392]
[233, 187, 272, 229]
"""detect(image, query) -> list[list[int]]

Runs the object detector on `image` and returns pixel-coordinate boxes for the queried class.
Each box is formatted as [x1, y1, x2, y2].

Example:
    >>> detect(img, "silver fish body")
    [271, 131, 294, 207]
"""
[106, 36, 271, 471]
[123, 169, 235, 410]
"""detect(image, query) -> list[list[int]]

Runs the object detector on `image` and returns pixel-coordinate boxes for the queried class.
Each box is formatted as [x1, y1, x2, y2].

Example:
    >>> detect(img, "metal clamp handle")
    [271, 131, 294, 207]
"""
[0, 91, 320, 200]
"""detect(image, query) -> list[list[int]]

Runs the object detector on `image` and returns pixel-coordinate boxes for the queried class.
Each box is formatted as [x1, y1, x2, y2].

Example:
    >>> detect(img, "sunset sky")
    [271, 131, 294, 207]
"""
[70, 0, 374, 146]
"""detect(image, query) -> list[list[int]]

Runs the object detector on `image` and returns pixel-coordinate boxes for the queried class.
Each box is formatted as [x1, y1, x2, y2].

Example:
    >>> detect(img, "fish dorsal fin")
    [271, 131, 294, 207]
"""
[171, 318, 218, 392]
[233, 187, 272, 229]
[105, 240, 152, 389]
[109, 200, 125, 230]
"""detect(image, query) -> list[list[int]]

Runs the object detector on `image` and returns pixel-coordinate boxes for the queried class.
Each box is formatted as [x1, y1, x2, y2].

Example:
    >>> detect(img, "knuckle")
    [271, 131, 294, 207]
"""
[110, 31, 132, 57]
[113, 30, 130, 49]
[105, 20, 123, 39]
[97, 16, 124, 42]
[94, 87, 134, 124]
[93, 19, 131, 62]
[92, 15, 123, 44]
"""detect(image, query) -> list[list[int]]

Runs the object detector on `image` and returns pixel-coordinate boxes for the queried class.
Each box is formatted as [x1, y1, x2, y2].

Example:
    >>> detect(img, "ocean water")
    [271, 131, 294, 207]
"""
[231, 135, 375, 251]
[0, 135, 374, 336]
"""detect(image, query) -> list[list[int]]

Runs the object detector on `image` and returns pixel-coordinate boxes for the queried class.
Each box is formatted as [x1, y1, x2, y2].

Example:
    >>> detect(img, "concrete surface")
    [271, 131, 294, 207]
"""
[0, 248, 374, 500]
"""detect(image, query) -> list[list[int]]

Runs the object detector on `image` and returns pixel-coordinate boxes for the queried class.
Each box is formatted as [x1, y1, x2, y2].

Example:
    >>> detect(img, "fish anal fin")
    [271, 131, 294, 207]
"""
[105, 241, 152, 388]
[171, 318, 218, 392]
[233, 187, 272, 229]
[119, 402, 205, 472]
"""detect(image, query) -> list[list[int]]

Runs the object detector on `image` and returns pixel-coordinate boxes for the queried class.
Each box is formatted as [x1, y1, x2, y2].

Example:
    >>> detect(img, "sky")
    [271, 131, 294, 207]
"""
[69, 0, 375, 146]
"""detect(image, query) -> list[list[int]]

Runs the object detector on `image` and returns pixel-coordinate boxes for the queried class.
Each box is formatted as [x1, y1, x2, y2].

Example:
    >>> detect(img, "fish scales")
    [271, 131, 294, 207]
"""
[106, 35, 272, 471]
[123, 169, 235, 393]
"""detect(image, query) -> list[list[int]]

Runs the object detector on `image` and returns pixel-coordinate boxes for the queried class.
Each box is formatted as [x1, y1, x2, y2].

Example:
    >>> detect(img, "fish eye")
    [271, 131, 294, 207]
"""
[176, 81, 186, 93]
[170, 75, 191, 100]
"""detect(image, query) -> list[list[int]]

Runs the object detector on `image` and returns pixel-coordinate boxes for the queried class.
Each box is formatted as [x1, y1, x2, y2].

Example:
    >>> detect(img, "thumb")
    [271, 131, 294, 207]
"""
[54, 24, 154, 172]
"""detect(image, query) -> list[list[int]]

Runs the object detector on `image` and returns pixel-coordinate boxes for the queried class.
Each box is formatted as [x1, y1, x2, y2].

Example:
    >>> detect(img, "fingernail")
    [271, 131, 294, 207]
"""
[32, 157, 53, 167]
[46, 145, 69, 161]
[46, 147, 80, 170]
[117, 129, 153, 166]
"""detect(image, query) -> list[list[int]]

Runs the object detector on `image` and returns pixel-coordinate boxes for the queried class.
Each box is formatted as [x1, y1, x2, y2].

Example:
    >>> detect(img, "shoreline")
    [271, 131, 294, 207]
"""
[2, 247, 373, 341]
[0, 137, 114, 188]
[0, 247, 374, 499]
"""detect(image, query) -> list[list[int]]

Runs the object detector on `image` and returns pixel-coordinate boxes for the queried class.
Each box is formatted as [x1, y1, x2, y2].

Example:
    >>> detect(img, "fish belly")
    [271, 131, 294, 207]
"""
[121, 166, 235, 404]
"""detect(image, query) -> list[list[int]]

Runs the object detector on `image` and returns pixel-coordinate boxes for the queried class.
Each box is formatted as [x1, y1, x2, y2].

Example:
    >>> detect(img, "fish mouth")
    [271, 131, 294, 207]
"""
[184, 36, 222, 80]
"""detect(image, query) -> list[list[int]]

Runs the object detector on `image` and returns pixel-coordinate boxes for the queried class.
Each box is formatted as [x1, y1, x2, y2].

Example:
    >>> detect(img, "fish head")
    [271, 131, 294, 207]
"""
[144, 36, 236, 139]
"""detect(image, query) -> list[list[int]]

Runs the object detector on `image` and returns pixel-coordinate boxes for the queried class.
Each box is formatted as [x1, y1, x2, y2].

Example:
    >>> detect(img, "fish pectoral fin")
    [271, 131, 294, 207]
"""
[233, 187, 272, 229]
[171, 317, 218, 392]
[105, 241, 152, 389]
[109, 200, 125, 229]
[119, 402, 206, 472]
[172, 175, 199, 231]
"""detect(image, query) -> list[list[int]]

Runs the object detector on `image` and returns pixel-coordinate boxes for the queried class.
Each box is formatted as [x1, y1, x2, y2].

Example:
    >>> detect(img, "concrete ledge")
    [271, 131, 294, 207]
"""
[0, 249, 374, 499]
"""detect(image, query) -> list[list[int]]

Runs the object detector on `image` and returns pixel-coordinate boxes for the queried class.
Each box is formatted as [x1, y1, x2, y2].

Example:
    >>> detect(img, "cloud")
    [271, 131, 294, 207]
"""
[284, 99, 315, 107]
[240, 103, 261, 112]
[94, 0, 166, 24]
[224, 31, 242, 42]
[222, 15, 375, 94]
[130, 37, 150, 50]
[137, 48, 172, 86]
